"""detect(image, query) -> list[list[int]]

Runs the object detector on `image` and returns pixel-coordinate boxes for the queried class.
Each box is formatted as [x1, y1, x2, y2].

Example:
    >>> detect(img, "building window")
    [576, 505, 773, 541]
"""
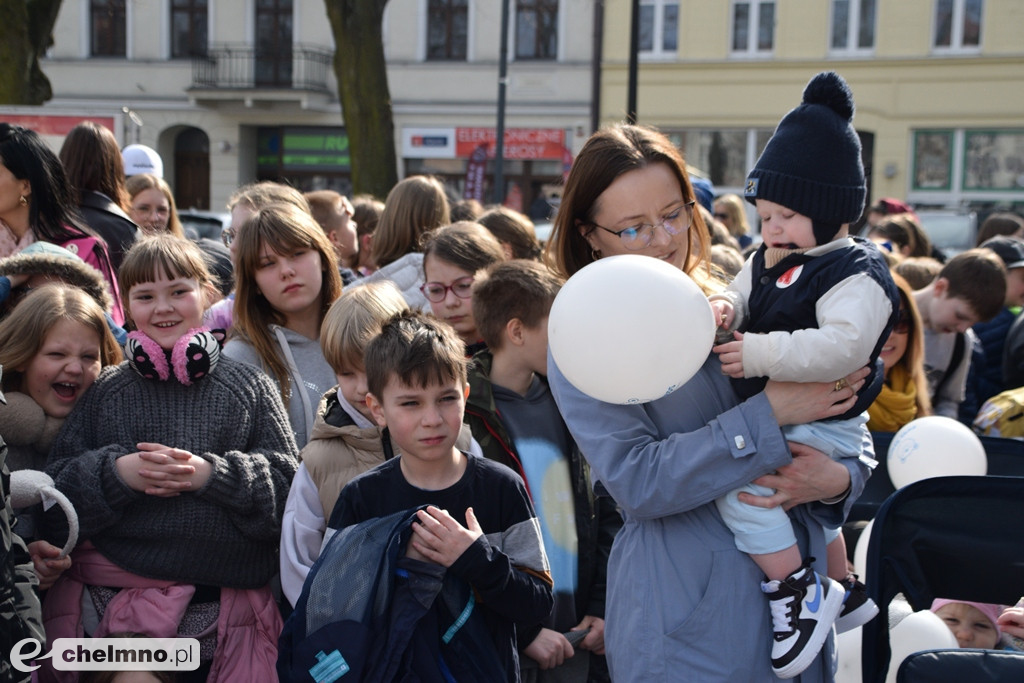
[731, 1, 774, 55]
[255, 0, 294, 87]
[640, 1, 678, 59]
[91, 0, 126, 57]
[427, 0, 468, 60]
[171, 0, 208, 58]
[516, 0, 558, 60]
[964, 130, 1024, 190]
[830, 0, 876, 52]
[934, 0, 983, 50]
[912, 131, 954, 191]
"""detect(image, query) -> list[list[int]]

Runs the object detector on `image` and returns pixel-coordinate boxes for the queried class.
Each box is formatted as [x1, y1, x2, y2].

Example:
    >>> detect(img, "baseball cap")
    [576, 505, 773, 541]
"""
[982, 236, 1024, 270]
[121, 144, 163, 178]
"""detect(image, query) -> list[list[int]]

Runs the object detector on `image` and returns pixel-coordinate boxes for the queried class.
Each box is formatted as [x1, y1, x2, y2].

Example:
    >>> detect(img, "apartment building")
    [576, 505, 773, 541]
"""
[22, 0, 594, 214]
[602, 0, 1024, 220]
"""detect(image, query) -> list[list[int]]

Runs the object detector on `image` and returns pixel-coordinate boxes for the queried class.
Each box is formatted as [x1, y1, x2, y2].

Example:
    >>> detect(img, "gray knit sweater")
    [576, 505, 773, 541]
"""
[44, 357, 299, 588]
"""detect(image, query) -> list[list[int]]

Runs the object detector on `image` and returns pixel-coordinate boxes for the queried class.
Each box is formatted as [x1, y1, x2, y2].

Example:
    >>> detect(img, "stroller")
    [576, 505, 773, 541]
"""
[860, 475, 1024, 682]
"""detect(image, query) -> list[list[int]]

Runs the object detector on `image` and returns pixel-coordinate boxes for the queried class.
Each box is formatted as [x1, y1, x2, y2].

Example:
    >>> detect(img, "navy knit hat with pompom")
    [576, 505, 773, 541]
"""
[744, 71, 866, 245]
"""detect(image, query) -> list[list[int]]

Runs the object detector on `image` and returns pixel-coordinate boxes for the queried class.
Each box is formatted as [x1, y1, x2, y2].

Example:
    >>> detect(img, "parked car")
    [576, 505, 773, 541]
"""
[916, 209, 977, 258]
[178, 210, 230, 242]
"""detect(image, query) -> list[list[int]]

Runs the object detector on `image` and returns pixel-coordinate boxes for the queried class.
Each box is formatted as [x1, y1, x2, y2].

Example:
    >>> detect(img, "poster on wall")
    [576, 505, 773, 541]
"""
[964, 131, 1024, 190]
[912, 131, 953, 191]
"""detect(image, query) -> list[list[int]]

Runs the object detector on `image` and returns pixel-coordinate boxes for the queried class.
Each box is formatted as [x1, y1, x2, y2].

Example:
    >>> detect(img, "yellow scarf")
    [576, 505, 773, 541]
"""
[867, 364, 918, 432]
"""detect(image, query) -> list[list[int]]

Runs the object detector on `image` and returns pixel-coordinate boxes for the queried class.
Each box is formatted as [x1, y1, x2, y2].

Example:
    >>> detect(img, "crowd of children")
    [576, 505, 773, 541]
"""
[3, 69, 1024, 683]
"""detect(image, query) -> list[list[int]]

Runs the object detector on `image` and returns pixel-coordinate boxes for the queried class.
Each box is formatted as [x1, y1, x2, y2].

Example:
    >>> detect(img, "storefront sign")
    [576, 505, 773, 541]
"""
[403, 127, 456, 158]
[455, 128, 565, 160]
[258, 127, 350, 171]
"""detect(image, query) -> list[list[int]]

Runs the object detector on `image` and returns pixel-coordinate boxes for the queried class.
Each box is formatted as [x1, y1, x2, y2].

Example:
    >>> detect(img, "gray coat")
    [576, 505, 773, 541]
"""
[548, 353, 870, 682]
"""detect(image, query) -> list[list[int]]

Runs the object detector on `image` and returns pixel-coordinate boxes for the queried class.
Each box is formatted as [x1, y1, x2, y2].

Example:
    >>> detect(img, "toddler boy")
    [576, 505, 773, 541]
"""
[711, 71, 900, 678]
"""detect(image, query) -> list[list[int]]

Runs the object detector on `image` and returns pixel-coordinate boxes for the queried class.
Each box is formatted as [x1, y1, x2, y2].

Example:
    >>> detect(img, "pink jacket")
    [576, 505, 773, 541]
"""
[39, 543, 282, 682]
[59, 236, 124, 325]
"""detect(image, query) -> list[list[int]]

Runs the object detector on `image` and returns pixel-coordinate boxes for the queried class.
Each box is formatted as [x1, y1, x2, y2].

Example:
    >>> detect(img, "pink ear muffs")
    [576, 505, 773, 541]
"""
[126, 330, 170, 381]
[126, 328, 222, 385]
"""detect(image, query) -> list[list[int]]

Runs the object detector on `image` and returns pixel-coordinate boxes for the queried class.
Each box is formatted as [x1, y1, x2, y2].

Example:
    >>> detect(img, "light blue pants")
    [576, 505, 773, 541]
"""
[715, 415, 867, 555]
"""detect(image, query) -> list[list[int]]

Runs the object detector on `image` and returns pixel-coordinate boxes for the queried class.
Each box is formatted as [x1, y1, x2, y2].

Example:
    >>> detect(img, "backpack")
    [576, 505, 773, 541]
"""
[972, 386, 1024, 439]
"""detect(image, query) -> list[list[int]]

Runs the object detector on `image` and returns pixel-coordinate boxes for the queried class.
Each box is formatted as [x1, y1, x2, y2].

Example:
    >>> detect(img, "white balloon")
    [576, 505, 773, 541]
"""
[885, 609, 959, 683]
[853, 519, 874, 579]
[835, 627, 863, 683]
[887, 416, 987, 490]
[548, 254, 716, 404]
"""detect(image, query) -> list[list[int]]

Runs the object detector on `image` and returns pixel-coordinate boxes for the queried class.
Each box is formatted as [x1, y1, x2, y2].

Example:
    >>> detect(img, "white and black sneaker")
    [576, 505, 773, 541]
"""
[834, 574, 879, 633]
[762, 559, 845, 679]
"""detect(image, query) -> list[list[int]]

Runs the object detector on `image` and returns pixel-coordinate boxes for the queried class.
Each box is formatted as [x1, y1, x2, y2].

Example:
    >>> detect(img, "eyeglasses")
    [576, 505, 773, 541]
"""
[420, 275, 474, 303]
[893, 309, 912, 334]
[220, 227, 236, 247]
[590, 201, 695, 251]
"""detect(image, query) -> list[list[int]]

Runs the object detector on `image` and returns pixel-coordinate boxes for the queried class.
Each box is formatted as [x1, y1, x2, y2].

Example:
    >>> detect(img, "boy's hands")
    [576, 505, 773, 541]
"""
[524, 628, 574, 669]
[407, 505, 483, 568]
[713, 331, 745, 378]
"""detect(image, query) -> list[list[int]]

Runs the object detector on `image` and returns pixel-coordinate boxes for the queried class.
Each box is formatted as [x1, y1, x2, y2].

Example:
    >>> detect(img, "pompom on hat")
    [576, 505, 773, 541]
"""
[744, 71, 866, 245]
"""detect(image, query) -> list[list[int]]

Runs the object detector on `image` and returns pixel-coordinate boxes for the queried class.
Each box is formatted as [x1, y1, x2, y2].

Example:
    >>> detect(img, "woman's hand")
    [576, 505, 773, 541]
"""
[764, 366, 870, 426]
[736, 442, 851, 511]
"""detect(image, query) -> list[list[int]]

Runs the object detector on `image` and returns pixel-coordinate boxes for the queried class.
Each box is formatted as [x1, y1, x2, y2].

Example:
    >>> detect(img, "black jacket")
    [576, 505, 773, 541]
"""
[78, 191, 139, 271]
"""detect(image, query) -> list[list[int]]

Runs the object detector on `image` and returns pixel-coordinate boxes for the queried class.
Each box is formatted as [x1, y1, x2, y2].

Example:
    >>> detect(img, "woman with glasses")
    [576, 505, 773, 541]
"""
[420, 222, 506, 355]
[868, 274, 932, 431]
[543, 123, 871, 682]
[125, 173, 185, 238]
[224, 202, 342, 449]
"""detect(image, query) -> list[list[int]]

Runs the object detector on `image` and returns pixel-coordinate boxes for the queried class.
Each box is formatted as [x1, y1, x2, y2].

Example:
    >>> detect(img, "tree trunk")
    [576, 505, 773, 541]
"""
[324, 0, 398, 199]
[0, 0, 63, 104]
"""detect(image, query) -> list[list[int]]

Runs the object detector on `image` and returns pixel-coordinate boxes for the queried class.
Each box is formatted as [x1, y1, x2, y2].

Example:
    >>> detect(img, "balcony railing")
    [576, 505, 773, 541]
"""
[191, 43, 333, 92]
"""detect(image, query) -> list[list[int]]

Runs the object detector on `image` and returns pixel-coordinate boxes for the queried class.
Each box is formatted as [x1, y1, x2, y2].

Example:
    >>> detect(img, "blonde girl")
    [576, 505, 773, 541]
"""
[41, 234, 298, 682]
[712, 193, 753, 249]
[225, 202, 342, 448]
[0, 284, 121, 589]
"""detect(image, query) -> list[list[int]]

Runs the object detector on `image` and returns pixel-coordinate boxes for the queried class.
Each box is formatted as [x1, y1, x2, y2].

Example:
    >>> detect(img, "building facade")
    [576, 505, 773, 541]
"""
[601, 0, 1024, 222]
[20, 0, 595, 215]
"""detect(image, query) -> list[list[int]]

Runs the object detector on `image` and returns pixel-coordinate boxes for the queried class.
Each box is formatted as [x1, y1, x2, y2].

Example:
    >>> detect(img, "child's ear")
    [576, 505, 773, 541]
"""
[365, 392, 387, 428]
[505, 318, 525, 346]
[463, 383, 470, 401]
[933, 277, 949, 298]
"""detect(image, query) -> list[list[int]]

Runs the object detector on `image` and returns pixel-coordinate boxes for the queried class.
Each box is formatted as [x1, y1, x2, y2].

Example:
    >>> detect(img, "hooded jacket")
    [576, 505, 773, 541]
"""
[0, 245, 113, 314]
[223, 325, 337, 450]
